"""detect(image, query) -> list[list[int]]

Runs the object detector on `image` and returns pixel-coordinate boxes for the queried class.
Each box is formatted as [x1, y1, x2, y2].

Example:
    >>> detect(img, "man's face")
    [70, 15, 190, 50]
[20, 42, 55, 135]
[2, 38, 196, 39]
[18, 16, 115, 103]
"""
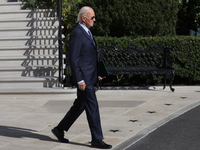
[84, 9, 95, 28]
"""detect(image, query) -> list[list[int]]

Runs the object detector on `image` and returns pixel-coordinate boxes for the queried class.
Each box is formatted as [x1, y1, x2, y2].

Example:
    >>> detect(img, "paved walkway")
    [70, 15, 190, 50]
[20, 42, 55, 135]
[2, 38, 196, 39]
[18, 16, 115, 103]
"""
[0, 86, 199, 150]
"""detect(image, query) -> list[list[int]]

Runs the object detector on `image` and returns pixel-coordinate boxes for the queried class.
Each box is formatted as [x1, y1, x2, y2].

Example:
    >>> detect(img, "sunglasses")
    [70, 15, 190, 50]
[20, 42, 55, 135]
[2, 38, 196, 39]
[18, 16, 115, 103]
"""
[91, 16, 95, 20]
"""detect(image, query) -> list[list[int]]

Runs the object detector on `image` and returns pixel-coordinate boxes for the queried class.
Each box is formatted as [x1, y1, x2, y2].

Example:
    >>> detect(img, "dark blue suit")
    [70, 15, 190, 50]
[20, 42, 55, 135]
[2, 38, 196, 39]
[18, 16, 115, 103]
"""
[57, 24, 103, 141]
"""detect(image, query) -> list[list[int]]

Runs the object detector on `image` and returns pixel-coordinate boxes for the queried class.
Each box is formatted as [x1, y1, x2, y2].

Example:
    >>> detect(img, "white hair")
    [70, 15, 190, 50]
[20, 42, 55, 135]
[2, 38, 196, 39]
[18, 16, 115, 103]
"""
[77, 6, 93, 22]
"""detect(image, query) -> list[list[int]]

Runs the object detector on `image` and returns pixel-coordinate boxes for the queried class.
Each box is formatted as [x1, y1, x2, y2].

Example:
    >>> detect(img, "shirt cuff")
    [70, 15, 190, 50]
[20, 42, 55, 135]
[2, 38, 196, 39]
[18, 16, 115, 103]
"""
[78, 80, 84, 84]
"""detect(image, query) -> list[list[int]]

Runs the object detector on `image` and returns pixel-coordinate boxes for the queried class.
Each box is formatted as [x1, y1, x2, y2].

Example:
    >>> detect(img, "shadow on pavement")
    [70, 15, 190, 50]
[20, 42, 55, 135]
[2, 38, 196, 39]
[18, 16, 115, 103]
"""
[68, 141, 92, 148]
[0, 125, 93, 148]
[0, 125, 56, 142]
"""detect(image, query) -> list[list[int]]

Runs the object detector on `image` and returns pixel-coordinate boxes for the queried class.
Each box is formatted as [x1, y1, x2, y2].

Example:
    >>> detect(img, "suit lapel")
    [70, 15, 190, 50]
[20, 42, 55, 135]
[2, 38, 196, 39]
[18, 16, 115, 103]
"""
[93, 37, 98, 50]
[78, 24, 97, 50]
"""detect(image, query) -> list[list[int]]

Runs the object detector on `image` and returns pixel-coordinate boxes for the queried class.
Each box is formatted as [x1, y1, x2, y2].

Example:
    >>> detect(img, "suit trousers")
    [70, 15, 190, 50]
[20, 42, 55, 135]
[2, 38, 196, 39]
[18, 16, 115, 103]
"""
[57, 85, 103, 141]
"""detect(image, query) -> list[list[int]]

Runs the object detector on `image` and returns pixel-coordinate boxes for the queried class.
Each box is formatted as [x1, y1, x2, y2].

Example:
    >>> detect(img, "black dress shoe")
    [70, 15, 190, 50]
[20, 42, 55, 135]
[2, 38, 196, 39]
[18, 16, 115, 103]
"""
[51, 127, 69, 143]
[91, 139, 112, 149]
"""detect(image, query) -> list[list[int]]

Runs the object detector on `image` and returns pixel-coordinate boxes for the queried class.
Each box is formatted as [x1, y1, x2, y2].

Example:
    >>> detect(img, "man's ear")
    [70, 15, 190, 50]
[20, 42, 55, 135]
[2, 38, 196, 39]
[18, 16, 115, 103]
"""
[82, 16, 86, 23]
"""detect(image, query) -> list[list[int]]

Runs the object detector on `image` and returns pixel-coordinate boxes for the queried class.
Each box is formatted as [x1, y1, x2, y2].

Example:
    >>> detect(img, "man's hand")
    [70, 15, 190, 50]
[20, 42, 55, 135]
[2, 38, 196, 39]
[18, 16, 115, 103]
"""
[78, 81, 86, 91]
[98, 76, 106, 81]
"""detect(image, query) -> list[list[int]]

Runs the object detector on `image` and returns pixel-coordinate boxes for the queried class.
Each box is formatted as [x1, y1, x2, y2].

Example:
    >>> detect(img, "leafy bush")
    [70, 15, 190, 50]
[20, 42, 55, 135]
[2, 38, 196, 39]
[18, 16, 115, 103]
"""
[78, 0, 179, 37]
[94, 36, 134, 49]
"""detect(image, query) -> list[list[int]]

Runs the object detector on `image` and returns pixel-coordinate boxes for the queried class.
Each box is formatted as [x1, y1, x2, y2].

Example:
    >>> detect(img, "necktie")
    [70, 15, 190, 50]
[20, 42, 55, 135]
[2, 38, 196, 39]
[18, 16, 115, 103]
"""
[88, 30, 93, 39]
[88, 30, 95, 45]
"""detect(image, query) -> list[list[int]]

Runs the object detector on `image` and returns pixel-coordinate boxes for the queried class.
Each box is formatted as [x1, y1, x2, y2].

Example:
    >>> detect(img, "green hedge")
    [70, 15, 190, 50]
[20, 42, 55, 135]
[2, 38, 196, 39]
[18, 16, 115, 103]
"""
[95, 36, 200, 84]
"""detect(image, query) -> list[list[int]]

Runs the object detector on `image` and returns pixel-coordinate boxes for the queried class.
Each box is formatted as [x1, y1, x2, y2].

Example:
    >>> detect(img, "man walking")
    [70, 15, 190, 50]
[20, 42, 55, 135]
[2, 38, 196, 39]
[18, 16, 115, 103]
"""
[52, 6, 112, 149]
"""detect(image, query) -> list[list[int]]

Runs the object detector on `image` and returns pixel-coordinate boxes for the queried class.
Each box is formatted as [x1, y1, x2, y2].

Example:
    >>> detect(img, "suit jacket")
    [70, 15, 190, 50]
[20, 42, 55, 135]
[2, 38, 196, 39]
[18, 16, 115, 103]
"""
[69, 24, 98, 86]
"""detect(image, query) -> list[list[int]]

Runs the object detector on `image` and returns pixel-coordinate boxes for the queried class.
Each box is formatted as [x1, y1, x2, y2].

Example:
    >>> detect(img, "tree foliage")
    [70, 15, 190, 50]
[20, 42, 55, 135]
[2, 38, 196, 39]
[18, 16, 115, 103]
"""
[176, 0, 200, 35]
[77, 0, 179, 37]
[21, 0, 180, 37]
[62, 0, 82, 36]
[21, 0, 56, 9]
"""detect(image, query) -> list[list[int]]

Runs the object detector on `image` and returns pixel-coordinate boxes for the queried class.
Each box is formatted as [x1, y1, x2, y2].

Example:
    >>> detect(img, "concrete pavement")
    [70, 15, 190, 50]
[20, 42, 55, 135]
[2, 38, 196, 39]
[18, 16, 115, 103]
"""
[0, 86, 199, 150]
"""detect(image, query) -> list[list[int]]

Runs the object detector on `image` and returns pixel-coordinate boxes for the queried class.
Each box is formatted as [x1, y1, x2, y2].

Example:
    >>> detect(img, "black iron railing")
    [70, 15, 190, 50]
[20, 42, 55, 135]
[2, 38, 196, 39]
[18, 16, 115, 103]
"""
[57, 0, 71, 87]
[57, 0, 64, 85]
